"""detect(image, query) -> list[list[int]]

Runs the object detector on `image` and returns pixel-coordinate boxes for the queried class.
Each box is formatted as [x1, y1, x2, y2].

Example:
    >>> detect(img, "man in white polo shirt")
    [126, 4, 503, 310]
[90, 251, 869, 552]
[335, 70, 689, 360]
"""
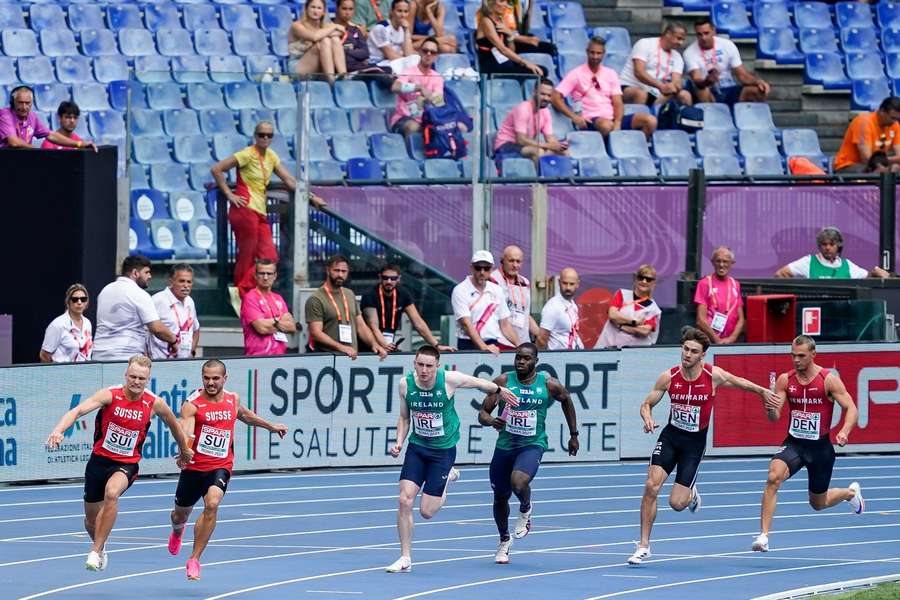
[92, 255, 178, 361]
[149, 263, 201, 360]
[451, 250, 520, 355]
[491, 245, 539, 348]
[537, 268, 584, 350]
[619, 23, 692, 107]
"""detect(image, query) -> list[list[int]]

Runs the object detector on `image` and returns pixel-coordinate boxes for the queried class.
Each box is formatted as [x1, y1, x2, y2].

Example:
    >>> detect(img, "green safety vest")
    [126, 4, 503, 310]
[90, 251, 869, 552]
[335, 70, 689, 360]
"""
[808, 254, 852, 279]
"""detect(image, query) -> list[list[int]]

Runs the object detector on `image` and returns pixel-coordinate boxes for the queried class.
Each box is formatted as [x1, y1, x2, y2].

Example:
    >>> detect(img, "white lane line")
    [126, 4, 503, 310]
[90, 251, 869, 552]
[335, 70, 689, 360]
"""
[304, 591, 364, 595]
[600, 574, 657, 579]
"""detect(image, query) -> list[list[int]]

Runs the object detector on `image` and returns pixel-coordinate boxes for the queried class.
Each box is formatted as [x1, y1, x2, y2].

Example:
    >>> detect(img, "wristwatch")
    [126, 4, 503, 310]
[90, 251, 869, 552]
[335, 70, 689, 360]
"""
[629, 319, 637, 327]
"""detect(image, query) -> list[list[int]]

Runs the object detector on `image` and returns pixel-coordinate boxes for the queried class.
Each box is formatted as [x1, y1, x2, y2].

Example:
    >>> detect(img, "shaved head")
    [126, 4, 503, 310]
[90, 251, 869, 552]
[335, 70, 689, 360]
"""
[558, 267, 580, 300]
[500, 245, 525, 277]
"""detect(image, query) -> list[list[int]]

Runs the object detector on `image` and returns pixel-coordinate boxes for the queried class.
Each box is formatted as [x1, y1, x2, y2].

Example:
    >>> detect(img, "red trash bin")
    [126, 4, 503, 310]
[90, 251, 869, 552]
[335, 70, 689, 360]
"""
[745, 294, 797, 343]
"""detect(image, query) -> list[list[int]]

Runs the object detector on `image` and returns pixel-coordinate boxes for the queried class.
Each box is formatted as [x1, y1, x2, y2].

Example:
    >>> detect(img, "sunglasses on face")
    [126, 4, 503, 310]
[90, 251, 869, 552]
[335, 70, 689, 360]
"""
[420, 48, 438, 55]
[256, 132, 274, 139]
[473, 265, 492, 272]
[637, 275, 656, 283]
[381, 275, 400, 281]
[69, 296, 88, 303]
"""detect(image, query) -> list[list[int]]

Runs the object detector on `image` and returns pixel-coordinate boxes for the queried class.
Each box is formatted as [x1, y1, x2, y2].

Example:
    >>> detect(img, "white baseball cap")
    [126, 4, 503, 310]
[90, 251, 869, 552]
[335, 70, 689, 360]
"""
[471, 250, 494, 265]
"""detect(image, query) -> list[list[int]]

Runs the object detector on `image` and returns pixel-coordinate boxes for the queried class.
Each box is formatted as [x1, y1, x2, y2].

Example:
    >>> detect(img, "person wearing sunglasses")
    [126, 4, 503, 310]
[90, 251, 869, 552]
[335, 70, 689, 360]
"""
[389, 37, 445, 139]
[596, 264, 662, 348]
[241, 259, 298, 357]
[451, 250, 520, 356]
[40, 283, 93, 363]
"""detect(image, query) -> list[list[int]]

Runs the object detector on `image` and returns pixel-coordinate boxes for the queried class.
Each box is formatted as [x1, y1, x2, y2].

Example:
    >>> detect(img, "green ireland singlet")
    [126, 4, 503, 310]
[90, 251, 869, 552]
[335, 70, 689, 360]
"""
[497, 372, 553, 450]
[808, 254, 852, 279]
[406, 370, 459, 449]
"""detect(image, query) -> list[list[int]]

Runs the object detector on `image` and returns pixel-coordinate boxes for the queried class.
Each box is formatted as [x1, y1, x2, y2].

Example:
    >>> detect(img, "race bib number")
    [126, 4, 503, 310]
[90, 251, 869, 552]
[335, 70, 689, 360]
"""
[789, 410, 820, 440]
[197, 425, 232, 458]
[412, 411, 444, 438]
[505, 409, 537, 437]
[101, 422, 139, 457]
[338, 324, 353, 344]
[671, 403, 701, 433]
[710, 311, 728, 333]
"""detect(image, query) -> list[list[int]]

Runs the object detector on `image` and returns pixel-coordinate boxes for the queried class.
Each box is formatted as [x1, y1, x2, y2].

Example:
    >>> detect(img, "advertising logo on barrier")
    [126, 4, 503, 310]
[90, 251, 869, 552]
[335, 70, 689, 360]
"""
[0, 394, 16, 466]
[802, 307, 821, 336]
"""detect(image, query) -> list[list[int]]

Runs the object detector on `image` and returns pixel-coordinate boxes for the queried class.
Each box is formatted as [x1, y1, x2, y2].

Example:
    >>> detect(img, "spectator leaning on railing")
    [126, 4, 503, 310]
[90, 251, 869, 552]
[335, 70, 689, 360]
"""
[694, 246, 745, 345]
[775, 227, 890, 279]
[41, 101, 86, 151]
[451, 250, 520, 355]
[240, 259, 298, 357]
[0, 86, 96, 151]
[596, 264, 662, 348]
[149, 264, 201, 360]
[491, 245, 539, 346]
[537, 268, 584, 350]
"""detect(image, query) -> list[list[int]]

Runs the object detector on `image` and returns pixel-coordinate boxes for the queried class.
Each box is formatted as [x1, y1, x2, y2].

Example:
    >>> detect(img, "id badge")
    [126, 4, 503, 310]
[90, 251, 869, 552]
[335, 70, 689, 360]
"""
[273, 331, 288, 343]
[338, 323, 353, 343]
[491, 47, 510, 64]
[710, 311, 728, 333]
[382, 332, 395, 344]
[510, 311, 527, 329]
[573, 100, 584, 114]
[178, 331, 193, 353]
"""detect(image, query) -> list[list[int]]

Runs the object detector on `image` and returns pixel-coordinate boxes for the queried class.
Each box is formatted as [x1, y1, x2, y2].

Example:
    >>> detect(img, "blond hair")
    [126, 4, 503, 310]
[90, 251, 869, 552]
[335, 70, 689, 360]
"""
[302, 0, 330, 28]
[64, 283, 89, 309]
[128, 355, 152, 370]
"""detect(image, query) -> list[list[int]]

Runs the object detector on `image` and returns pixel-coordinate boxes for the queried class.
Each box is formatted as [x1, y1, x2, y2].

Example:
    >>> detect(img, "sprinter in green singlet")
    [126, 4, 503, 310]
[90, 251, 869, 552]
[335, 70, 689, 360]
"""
[479, 343, 579, 564]
[386, 344, 520, 573]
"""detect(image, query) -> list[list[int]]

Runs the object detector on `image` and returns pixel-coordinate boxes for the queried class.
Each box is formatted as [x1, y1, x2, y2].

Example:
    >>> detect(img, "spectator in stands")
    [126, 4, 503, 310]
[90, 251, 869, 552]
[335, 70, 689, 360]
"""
[475, 0, 551, 76]
[334, 0, 378, 75]
[368, 0, 416, 69]
[92, 255, 178, 361]
[241, 259, 298, 356]
[389, 37, 445, 138]
[491, 245, 539, 345]
[41, 102, 88, 151]
[39, 284, 93, 363]
[775, 227, 890, 279]
[408, 0, 458, 54]
[354, 0, 392, 29]
[0, 86, 96, 151]
[149, 264, 200, 360]
[537, 268, 584, 350]
[834, 97, 900, 173]
[288, 0, 348, 80]
[493, 78, 569, 164]
[694, 246, 744, 345]
[451, 250, 520, 355]
[619, 24, 692, 107]
[684, 19, 770, 106]
[595, 264, 662, 348]
[866, 152, 891, 173]
[305, 255, 387, 359]
[552, 37, 657, 138]
[361, 264, 455, 352]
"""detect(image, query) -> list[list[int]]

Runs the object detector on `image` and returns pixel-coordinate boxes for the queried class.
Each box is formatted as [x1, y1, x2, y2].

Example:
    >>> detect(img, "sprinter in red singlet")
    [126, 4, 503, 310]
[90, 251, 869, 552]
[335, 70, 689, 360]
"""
[46, 355, 193, 572]
[628, 327, 776, 565]
[751, 335, 864, 553]
[167, 359, 287, 581]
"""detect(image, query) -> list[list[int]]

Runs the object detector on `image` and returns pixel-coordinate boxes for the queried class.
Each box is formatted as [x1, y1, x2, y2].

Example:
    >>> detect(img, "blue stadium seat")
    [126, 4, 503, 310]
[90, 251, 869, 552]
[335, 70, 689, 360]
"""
[172, 55, 211, 83]
[546, 2, 586, 28]
[696, 129, 738, 156]
[223, 81, 261, 109]
[29, 5, 66, 31]
[711, 1, 757, 39]
[2, 30, 39, 57]
[300, 80, 335, 108]
[0, 58, 15, 86]
[652, 130, 694, 158]
[81, 28, 119, 57]
[162, 110, 203, 140]
[565, 131, 608, 159]
[184, 5, 219, 31]
[239, 108, 277, 135]
[132, 109, 166, 137]
[444, 80, 477, 110]
[346, 157, 383, 181]
[552, 28, 590, 54]
[878, 2, 900, 29]
[277, 107, 297, 134]
[186, 218, 217, 255]
[407, 132, 425, 160]
[19, 57, 55, 85]
[835, 2, 874, 29]
[109, 80, 145, 111]
[799, 27, 839, 53]
[334, 80, 373, 108]
[173, 134, 213, 163]
[199, 108, 236, 135]
[136, 56, 174, 84]
[738, 128, 779, 157]
[269, 31, 288, 57]
[794, 2, 833, 29]
[578, 156, 617, 177]
[233, 28, 269, 56]
[603, 52, 628, 74]
[804, 52, 851, 89]
[119, 29, 157, 57]
[189, 164, 214, 191]
[33, 83, 69, 112]
[195, 29, 231, 56]
[72, 82, 109, 110]
[883, 27, 900, 54]
[309, 160, 344, 182]
[40, 28, 78, 57]
[386, 159, 422, 181]
[888, 52, 900, 78]
[56, 55, 92, 84]
[371, 132, 408, 160]
[703, 155, 743, 176]
[246, 55, 282, 79]
[94, 56, 129, 84]
[146, 3, 183, 32]
[781, 128, 826, 162]
[660, 156, 697, 177]
[132, 187, 170, 222]
[522, 53, 557, 81]
[488, 78, 525, 105]
[753, 2, 792, 29]
[758, 27, 804, 64]
[130, 219, 175, 260]
[331, 133, 371, 161]
[350, 107, 388, 133]
[435, 53, 471, 74]
[157, 29, 195, 57]
[500, 158, 537, 178]
[618, 156, 657, 177]
[107, 5, 143, 31]
[558, 52, 584, 76]
[303, 135, 329, 161]
[0, 5, 25, 30]
[258, 5, 293, 31]
[88, 110, 125, 138]
[462, 4, 479, 29]
[592, 27, 631, 55]
[744, 155, 784, 175]
[212, 133, 247, 160]
[608, 130, 652, 158]
[424, 158, 462, 179]
[208, 55, 245, 83]
[841, 27, 880, 53]
[852, 78, 892, 111]
[150, 164, 191, 193]
[151, 219, 208, 259]
[187, 82, 227, 109]
[539, 155, 575, 178]
[130, 165, 150, 190]
[221, 5, 258, 31]
[133, 136, 172, 164]
[734, 102, 775, 130]
[314, 107, 351, 135]
[260, 82, 295, 109]
[846, 52, 886, 81]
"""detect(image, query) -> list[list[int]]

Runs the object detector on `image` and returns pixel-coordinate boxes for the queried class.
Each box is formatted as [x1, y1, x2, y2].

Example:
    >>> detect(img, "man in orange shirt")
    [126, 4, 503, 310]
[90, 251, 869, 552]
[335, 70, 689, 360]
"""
[833, 97, 900, 173]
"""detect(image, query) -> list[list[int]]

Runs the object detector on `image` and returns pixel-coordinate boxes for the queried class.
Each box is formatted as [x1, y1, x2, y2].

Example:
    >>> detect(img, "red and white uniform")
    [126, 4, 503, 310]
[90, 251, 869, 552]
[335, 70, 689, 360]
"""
[92, 386, 155, 463]
[667, 363, 715, 433]
[785, 369, 834, 441]
[186, 389, 239, 472]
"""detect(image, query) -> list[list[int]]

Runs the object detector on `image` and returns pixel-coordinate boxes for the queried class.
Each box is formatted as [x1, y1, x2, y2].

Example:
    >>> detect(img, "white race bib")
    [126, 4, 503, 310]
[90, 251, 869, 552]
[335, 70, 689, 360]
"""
[412, 411, 444, 438]
[338, 323, 353, 344]
[505, 409, 537, 437]
[179, 331, 193, 353]
[789, 410, 820, 440]
[101, 422, 139, 456]
[273, 331, 288, 343]
[197, 424, 232, 458]
[710, 311, 728, 333]
[671, 403, 701, 433]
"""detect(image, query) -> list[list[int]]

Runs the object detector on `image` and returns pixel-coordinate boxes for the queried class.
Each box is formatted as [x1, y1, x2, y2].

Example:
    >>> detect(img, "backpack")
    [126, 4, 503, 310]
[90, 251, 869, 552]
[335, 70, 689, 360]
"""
[422, 87, 472, 160]
[657, 100, 704, 132]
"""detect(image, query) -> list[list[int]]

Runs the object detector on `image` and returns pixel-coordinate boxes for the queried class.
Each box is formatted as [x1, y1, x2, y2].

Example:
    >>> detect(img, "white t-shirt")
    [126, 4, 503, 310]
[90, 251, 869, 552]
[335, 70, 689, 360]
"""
[368, 22, 405, 66]
[92, 277, 160, 361]
[451, 276, 511, 343]
[149, 287, 200, 359]
[619, 37, 685, 94]
[41, 312, 93, 362]
[539, 295, 584, 350]
[786, 254, 869, 279]
[490, 268, 531, 347]
[683, 36, 741, 89]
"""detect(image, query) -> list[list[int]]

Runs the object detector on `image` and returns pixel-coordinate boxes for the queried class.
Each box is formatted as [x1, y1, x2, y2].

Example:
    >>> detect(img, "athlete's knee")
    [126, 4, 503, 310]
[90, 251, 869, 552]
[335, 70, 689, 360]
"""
[669, 496, 690, 511]
[643, 477, 662, 498]
[204, 497, 222, 512]
[398, 492, 415, 512]
[809, 496, 828, 511]
[419, 505, 437, 520]
[510, 477, 530, 497]
[766, 468, 786, 488]
[103, 490, 121, 505]
[171, 507, 191, 524]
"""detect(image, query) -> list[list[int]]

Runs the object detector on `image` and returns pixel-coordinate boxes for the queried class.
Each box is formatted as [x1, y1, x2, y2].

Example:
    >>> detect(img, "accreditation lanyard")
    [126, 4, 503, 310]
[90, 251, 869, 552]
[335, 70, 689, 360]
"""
[370, 0, 384, 22]
[324, 283, 351, 323]
[70, 318, 91, 361]
[378, 286, 397, 331]
[701, 39, 717, 73]
[256, 149, 271, 186]
[565, 301, 580, 349]
[504, 275, 527, 312]
[706, 275, 737, 315]
[622, 296, 652, 314]
[656, 41, 673, 81]
[258, 291, 282, 320]
[171, 302, 194, 334]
